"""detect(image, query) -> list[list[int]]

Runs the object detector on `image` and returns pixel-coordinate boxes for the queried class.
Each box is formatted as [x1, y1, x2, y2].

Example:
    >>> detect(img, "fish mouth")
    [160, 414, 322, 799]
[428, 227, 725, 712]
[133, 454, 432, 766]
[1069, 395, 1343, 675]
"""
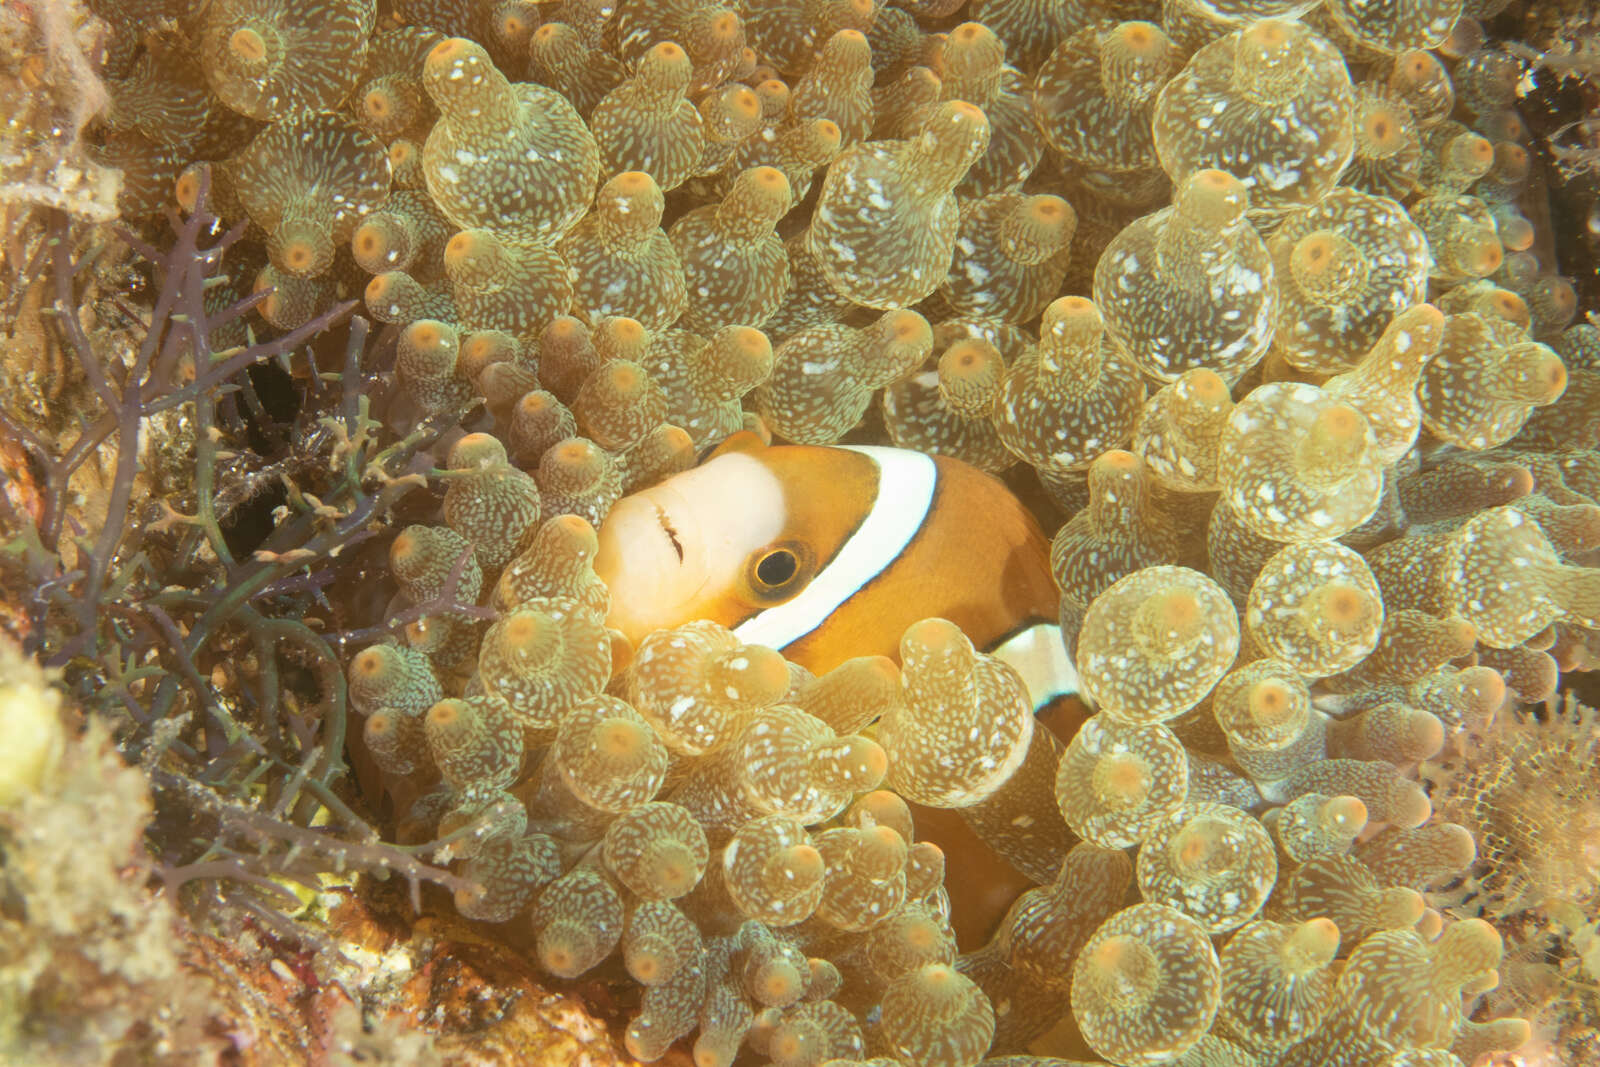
[647, 484, 711, 600]
[595, 483, 712, 620]
[653, 503, 684, 563]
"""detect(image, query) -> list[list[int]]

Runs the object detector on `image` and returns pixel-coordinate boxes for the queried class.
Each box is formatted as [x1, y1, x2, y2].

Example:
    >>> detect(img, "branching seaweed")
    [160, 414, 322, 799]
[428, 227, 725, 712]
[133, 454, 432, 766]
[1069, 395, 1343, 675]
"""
[0, 175, 477, 946]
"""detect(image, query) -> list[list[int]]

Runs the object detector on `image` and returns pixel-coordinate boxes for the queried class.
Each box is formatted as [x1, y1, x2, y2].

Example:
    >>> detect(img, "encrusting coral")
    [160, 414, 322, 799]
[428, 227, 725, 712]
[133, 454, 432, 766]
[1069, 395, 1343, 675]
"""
[0, 644, 230, 1063]
[3, 0, 1598, 1063]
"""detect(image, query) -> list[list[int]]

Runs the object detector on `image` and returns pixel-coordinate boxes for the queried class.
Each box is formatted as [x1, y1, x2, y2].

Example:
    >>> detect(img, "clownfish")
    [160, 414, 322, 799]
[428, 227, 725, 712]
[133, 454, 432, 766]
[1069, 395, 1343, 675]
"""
[594, 434, 1078, 707]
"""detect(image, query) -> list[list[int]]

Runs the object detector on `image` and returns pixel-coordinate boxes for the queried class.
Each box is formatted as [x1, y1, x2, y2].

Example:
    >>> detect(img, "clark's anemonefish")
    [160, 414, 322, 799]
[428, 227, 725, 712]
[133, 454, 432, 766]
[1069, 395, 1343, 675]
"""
[594, 434, 1078, 707]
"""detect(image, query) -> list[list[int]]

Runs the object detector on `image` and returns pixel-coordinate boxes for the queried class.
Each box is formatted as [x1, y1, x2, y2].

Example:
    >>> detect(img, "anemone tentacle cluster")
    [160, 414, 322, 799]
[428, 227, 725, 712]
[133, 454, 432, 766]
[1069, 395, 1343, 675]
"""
[84, 1, 1600, 1063]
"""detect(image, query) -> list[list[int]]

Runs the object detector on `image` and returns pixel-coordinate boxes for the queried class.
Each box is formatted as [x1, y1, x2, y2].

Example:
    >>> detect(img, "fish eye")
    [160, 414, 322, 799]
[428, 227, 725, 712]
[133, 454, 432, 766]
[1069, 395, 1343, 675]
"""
[743, 541, 812, 601]
[755, 547, 799, 588]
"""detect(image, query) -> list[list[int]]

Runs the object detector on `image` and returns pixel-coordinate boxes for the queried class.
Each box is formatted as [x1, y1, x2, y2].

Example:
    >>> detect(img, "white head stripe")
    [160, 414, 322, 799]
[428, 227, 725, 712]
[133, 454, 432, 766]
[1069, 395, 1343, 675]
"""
[987, 622, 1078, 711]
[733, 446, 937, 651]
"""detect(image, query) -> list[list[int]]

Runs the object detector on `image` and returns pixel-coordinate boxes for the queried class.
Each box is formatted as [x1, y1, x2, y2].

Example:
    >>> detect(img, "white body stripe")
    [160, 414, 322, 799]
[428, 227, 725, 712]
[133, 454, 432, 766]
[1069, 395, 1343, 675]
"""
[732, 446, 937, 651]
[990, 622, 1078, 709]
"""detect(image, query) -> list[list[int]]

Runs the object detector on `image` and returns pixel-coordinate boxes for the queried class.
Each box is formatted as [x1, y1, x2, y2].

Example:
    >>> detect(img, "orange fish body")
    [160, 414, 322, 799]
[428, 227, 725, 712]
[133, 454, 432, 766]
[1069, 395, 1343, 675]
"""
[594, 437, 1075, 702]
[595, 437, 1080, 950]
